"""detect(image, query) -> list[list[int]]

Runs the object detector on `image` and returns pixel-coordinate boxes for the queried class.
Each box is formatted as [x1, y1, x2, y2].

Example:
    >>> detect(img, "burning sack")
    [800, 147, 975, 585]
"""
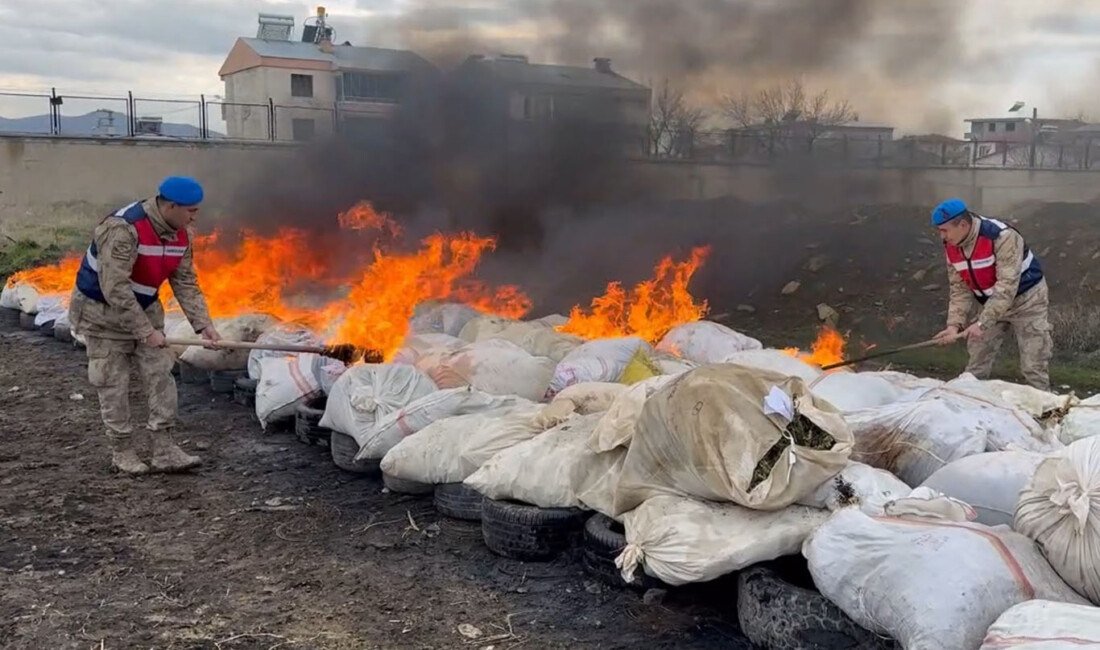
[33, 294, 68, 326]
[843, 386, 1056, 487]
[464, 413, 625, 510]
[173, 314, 279, 371]
[721, 349, 823, 382]
[409, 302, 482, 338]
[612, 364, 853, 515]
[320, 364, 439, 451]
[588, 374, 678, 453]
[547, 337, 653, 398]
[655, 320, 763, 364]
[246, 324, 322, 380]
[354, 387, 530, 461]
[485, 321, 583, 363]
[1056, 395, 1100, 445]
[796, 462, 913, 515]
[1015, 436, 1100, 605]
[255, 353, 345, 428]
[804, 508, 1091, 650]
[0, 281, 39, 313]
[415, 339, 556, 403]
[379, 403, 545, 485]
[921, 451, 1047, 527]
[981, 599, 1100, 649]
[457, 314, 517, 342]
[616, 496, 829, 587]
[534, 382, 630, 430]
[392, 333, 466, 367]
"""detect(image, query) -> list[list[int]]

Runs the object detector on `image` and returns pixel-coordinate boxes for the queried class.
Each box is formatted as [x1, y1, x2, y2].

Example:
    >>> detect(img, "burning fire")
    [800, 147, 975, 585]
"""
[783, 326, 847, 368]
[5, 256, 82, 294]
[338, 201, 402, 238]
[558, 246, 710, 343]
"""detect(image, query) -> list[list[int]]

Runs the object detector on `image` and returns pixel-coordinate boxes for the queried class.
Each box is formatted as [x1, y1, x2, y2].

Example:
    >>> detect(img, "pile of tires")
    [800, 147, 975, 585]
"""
[481, 497, 587, 562]
[233, 377, 258, 407]
[294, 397, 329, 447]
[178, 362, 208, 385]
[433, 483, 483, 521]
[330, 431, 381, 476]
[210, 369, 246, 394]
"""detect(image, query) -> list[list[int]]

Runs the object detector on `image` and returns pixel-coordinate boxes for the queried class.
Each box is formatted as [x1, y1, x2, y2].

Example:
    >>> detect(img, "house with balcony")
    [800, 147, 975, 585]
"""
[217, 12, 438, 141]
[964, 115, 1085, 165]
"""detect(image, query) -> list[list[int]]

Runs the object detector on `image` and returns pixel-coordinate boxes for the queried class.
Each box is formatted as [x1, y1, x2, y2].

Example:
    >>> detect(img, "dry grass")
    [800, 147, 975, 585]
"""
[751, 413, 835, 491]
[1051, 301, 1100, 356]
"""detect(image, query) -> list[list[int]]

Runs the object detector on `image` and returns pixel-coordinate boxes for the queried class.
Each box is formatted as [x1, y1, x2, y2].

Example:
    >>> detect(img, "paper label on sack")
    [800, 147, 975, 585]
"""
[763, 386, 795, 424]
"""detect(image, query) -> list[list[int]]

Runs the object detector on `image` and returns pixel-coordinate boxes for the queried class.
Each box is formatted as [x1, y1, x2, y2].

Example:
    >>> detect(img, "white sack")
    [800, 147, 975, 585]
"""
[532, 313, 568, 328]
[655, 321, 763, 364]
[409, 302, 481, 337]
[804, 508, 1090, 650]
[534, 382, 629, 429]
[246, 324, 321, 380]
[1, 281, 40, 313]
[547, 337, 652, 398]
[652, 351, 698, 376]
[255, 354, 343, 428]
[921, 451, 1047, 527]
[809, 371, 931, 412]
[357, 387, 529, 461]
[721, 349, 822, 382]
[981, 599, 1100, 649]
[1015, 436, 1100, 605]
[843, 387, 1048, 486]
[392, 333, 466, 367]
[417, 339, 555, 403]
[947, 373, 1078, 420]
[178, 314, 279, 371]
[613, 364, 853, 515]
[588, 374, 678, 453]
[882, 485, 978, 523]
[797, 462, 913, 515]
[488, 322, 583, 362]
[319, 363, 438, 448]
[616, 496, 829, 586]
[379, 404, 543, 484]
[33, 294, 67, 326]
[464, 414, 623, 509]
[1056, 395, 1100, 445]
[457, 314, 517, 343]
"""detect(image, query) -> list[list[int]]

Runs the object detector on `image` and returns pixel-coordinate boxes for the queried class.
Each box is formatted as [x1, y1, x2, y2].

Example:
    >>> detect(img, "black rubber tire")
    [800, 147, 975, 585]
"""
[433, 483, 484, 521]
[383, 472, 435, 496]
[481, 498, 588, 561]
[581, 514, 664, 591]
[233, 377, 258, 407]
[37, 320, 56, 336]
[171, 361, 181, 377]
[330, 430, 382, 476]
[18, 311, 37, 330]
[210, 369, 246, 394]
[737, 558, 897, 650]
[294, 397, 330, 447]
[178, 362, 209, 385]
[54, 324, 73, 343]
[0, 306, 20, 327]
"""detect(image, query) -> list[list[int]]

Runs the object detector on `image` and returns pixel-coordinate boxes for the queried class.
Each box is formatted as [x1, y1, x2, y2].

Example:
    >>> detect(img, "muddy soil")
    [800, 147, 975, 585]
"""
[0, 323, 751, 650]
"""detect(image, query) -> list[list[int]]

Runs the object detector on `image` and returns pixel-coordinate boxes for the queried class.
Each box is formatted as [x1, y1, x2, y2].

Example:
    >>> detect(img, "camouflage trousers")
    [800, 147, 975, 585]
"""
[85, 335, 177, 442]
[965, 280, 1053, 391]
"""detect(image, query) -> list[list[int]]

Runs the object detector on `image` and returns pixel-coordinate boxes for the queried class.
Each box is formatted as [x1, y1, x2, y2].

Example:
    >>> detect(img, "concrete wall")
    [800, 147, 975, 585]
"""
[224, 66, 338, 141]
[3, 134, 1100, 243]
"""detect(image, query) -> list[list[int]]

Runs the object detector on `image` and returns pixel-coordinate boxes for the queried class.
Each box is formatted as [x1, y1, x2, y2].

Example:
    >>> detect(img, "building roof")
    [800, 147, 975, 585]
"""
[964, 116, 1083, 124]
[469, 57, 649, 92]
[221, 37, 436, 76]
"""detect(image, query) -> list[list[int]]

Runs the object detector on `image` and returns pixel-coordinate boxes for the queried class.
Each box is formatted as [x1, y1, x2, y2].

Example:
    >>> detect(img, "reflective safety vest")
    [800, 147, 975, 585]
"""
[944, 217, 1043, 304]
[74, 201, 189, 308]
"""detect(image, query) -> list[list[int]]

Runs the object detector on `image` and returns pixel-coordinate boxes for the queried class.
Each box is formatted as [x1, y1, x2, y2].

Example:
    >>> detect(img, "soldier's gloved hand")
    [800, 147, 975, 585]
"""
[200, 326, 222, 350]
[144, 331, 168, 348]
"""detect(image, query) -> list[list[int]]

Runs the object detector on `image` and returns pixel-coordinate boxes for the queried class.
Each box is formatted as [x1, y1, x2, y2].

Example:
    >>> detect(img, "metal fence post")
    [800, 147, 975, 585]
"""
[49, 88, 60, 135]
[268, 98, 276, 141]
[200, 94, 207, 140]
[127, 91, 135, 136]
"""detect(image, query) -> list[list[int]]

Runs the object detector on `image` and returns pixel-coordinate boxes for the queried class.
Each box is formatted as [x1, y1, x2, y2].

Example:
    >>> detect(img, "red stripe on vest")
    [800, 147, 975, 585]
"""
[131, 218, 188, 290]
[945, 234, 996, 296]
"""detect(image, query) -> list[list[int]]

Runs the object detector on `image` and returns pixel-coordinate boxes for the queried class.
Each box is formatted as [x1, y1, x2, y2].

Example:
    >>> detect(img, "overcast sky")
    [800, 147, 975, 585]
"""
[1, 0, 1099, 134]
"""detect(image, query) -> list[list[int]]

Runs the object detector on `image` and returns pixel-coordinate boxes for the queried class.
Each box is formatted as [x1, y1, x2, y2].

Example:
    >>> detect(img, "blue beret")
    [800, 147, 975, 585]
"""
[158, 176, 204, 206]
[931, 198, 967, 226]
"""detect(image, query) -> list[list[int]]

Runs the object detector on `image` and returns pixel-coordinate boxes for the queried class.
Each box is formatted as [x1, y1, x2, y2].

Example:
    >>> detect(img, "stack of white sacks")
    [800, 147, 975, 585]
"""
[347, 305, 1100, 649]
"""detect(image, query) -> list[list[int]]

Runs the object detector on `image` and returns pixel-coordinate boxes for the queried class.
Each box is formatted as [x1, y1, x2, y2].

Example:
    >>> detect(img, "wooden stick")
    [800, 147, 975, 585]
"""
[165, 338, 329, 354]
[820, 338, 943, 371]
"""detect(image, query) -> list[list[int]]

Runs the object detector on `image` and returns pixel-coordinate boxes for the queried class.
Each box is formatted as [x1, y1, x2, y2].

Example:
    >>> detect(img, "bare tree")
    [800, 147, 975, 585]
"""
[721, 79, 855, 151]
[649, 79, 707, 158]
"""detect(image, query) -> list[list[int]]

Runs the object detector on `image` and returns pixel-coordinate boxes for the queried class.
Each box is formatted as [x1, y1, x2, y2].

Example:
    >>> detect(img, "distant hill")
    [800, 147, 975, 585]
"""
[0, 110, 222, 138]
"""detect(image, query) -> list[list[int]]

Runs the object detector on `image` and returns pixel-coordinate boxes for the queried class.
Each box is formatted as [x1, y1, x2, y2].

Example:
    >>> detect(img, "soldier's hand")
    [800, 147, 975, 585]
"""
[961, 322, 985, 341]
[144, 331, 168, 348]
[933, 326, 961, 346]
[200, 326, 222, 350]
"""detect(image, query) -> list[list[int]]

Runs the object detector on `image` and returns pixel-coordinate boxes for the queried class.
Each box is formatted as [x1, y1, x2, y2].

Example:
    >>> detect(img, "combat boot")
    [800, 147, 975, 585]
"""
[149, 430, 202, 473]
[110, 441, 150, 476]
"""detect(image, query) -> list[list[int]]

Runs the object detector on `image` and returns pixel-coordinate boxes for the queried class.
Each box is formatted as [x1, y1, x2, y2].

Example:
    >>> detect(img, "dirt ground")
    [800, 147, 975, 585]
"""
[0, 322, 752, 650]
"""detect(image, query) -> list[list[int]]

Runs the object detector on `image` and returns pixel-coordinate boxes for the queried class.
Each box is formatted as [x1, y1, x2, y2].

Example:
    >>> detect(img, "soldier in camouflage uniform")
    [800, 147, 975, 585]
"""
[69, 176, 222, 475]
[930, 199, 1053, 391]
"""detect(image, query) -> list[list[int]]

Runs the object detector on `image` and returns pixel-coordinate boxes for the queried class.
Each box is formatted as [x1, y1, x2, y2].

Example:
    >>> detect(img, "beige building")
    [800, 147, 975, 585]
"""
[217, 13, 436, 141]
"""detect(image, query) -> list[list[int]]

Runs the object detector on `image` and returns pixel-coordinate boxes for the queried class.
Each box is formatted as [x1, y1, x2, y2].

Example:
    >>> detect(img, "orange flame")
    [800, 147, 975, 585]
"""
[558, 246, 710, 343]
[338, 200, 402, 238]
[783, 325, 847, 368]
[5, 256, 82, 293]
